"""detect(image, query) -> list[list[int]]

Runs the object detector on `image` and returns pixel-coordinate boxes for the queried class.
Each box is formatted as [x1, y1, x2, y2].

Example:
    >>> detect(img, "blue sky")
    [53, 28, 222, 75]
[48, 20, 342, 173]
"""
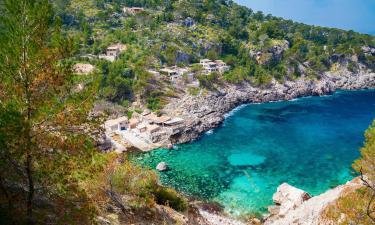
[235, 0, 375, 35]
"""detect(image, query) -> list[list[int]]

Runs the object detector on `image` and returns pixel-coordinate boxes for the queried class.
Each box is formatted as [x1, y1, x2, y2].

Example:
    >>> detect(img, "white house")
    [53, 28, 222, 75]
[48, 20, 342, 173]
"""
[160, 68, 178, 77]
[214, 60, 230, 74]
[199, 59, 218, 74]
[160, 68, 180, 83]
[123, 7, 144, 15]
[99, 44, 126, 62]
[105, 116, 129, 134]
[199, 59, 230, 75]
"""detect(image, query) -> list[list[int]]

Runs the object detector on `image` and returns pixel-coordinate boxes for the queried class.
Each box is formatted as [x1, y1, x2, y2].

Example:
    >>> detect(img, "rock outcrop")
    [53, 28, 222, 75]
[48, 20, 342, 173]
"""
[156, 162, 169, 171]
[165, 68, 375, 144]
[264, 178, 363, 225]
[269, 183, 311, 218]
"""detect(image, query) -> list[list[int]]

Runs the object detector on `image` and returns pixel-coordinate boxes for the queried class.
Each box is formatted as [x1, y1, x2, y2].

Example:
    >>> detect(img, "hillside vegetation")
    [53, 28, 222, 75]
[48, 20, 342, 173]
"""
[323, 121, 375, 224]
[54, 0, 374, 110]
[0, 0, 374, 224]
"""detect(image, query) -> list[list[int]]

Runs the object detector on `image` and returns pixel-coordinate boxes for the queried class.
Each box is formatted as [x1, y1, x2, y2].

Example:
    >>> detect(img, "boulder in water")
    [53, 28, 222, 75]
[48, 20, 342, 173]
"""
[156, 162, 169, 171]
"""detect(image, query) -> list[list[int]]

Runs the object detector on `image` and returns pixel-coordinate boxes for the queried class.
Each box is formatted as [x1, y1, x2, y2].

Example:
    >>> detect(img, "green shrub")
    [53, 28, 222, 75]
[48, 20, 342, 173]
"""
[188, 87, 200, 96]
[146, 97, 162, 111]
[152, 187, 188, 212]
[127, 110, 133, 119]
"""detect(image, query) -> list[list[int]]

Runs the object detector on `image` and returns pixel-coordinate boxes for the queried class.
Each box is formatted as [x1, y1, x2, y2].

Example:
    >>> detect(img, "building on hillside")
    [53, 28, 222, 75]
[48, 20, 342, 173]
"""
[160, 67, 180, 83]
[154, 116, 171, 126]
[144, 113, 171, 126]
[199, 59, 212, 65]
[160, 68, 178, 77]
[105, 116, 129, 134]
[147, 70, 160, 77]
[147, 124, 161, 135]
[99, 44, 126, 62]
[200, 59, 230, 75]
[214, 60, 230, 74]
[129, 118, 140, 129]
[175, 67, 189, 76]
[200, 59, 218, 74]
[144, 113, 159, 124]
[137, 123, 147, 133]
[123, 7, 144, 15]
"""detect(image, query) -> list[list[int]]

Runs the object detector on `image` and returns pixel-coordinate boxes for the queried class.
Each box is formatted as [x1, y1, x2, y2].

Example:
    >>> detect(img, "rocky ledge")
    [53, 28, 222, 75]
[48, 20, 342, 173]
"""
[263, 178, 363, 225]
[165, 68, 375, 144]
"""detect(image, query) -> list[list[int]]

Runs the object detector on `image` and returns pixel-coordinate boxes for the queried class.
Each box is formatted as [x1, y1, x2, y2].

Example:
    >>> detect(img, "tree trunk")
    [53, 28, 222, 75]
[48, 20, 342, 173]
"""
[0, 174, 12, 211]
[25, 152, 34, 225]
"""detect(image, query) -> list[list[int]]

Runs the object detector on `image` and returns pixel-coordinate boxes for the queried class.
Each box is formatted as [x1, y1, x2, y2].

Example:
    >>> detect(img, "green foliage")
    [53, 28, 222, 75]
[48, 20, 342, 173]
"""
[353, 121, 375, 183]
[0, 0, 101, 223]
[101, 158, 188, 212]
[53, 0, 374, 106]
[254, 66, 272, 86]
[224, 66, 249, 83]
[188, 87, 200, 96]
[323, 121, 375, 224]
[197, 72, 220, 90]
[147, 97, 162, 112]
[152, 187, 188, 211]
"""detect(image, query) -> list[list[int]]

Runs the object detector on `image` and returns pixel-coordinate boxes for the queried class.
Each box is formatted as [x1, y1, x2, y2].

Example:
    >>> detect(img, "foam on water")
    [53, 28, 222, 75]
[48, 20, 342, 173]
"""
[132, 90, 375, 215]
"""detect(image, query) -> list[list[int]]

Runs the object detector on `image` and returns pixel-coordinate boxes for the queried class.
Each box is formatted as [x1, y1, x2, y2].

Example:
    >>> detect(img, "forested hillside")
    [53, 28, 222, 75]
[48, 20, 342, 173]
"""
[1, 0, 374, 224]
[52, 0, 374, 110]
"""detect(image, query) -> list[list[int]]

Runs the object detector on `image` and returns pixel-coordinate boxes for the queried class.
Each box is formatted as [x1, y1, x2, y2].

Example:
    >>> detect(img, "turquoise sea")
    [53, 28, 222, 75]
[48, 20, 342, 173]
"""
[132, 90, 375, 215]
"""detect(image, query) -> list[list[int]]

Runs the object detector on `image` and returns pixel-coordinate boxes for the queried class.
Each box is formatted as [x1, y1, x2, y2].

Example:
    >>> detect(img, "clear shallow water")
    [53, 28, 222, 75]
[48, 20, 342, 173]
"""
[132, 90, 375, 215]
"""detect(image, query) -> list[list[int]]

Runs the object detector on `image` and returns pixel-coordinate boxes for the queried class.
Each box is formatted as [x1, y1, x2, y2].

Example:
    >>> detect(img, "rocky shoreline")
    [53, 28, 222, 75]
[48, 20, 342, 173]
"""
[165, 68, 375, 145]
[263, 178, 363, 225]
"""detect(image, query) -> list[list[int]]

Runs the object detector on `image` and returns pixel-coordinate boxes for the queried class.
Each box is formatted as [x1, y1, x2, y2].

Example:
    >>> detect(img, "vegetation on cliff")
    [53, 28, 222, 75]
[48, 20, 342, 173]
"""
[51, 0, 374, 110]
[0, 1, 186, 224]
[323, 121, 375, 224]
[0, 0, 374, 224]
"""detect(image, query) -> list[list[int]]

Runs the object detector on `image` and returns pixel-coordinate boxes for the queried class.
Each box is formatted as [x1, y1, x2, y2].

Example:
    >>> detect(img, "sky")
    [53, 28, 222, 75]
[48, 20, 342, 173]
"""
[235, 0, 375, 35]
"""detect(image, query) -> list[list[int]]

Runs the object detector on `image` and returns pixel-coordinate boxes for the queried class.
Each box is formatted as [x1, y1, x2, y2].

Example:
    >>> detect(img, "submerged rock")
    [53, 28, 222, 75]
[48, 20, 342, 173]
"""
[156, 162, 169, 171]
[227, 153, 266, 166]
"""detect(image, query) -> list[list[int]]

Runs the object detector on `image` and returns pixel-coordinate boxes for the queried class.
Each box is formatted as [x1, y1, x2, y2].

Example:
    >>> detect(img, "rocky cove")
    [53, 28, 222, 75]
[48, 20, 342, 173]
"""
[165, 68, 375, 145]
[128, 68, 375, 224]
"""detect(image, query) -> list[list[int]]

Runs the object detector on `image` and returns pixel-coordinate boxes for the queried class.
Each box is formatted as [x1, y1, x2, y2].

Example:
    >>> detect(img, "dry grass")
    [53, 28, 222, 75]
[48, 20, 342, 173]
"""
[322, 185, 374, 225]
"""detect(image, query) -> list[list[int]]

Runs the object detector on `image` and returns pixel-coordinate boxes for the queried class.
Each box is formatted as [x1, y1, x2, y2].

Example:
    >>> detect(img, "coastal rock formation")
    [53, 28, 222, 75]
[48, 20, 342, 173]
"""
[264, 178, 363, 225]
[165, 68, 375, 144]
[156, 162, 169, 171]
[270, 183, 311, 217]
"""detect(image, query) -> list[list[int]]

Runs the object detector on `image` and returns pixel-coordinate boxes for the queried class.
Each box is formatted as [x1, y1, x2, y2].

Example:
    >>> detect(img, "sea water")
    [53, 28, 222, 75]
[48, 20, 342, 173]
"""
[132, 90, 375, 215]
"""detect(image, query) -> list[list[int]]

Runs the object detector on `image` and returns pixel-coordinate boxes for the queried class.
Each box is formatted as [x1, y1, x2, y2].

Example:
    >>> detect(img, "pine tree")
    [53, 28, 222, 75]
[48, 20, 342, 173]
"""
[0, 0, 100, 223]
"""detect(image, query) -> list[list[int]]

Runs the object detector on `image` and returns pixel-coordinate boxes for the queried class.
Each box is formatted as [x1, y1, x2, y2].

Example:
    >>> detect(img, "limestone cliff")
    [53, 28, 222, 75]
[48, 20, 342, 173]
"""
[165, 68, 375, 145]
[264, 178, 363, 225]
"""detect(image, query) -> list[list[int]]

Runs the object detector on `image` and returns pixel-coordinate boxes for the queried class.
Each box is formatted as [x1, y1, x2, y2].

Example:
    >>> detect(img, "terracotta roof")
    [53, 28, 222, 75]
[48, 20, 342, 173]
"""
[129, 118, 139, 124]
[147, 124, 160, 132]
[164, 118, 184, 125]
[105, 116, 128, 127]
[144, 113, 158, 121]
[155, 116, 171, 124]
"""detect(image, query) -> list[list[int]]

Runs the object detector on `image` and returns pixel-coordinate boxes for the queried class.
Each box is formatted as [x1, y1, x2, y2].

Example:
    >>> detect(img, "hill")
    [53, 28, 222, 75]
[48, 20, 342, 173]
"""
[53, 0, 375, 111]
